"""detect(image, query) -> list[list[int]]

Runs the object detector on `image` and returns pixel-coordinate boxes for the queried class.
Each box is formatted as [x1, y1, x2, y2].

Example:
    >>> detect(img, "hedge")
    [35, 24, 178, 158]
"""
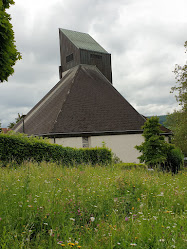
[0, 133, 112, 166]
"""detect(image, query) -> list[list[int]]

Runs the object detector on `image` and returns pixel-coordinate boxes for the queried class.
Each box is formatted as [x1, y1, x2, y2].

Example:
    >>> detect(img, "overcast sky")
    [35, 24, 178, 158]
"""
[0, 0, 187, 127]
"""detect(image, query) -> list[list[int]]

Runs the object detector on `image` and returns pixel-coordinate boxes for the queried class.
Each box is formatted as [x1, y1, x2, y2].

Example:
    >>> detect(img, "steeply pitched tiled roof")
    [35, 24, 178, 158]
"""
[60, 28, 109, 53]
[13, 65, 147, 136]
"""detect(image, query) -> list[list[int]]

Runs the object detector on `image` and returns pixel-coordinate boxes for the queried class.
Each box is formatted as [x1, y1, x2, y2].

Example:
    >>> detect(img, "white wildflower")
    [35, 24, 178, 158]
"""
[90, 217, 95, 222]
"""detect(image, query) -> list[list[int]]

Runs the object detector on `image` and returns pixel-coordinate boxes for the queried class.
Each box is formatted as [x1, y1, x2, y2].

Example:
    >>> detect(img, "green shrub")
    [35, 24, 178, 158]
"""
[0, 132, 112, 166]
[163, 144, 184, 174]
[135, 117, 168, 167]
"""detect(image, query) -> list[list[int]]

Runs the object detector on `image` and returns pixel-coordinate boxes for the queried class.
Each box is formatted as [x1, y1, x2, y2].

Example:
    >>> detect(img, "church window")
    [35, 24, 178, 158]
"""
[82, 137, 89, 148]
[66, 53, 74, 63]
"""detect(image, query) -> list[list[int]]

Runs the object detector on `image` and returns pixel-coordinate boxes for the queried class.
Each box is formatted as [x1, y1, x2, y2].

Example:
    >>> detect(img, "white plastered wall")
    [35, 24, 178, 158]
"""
[91, 134, 143, 163]
[51, 137, 82, 148]
[50, 134, 144, 163]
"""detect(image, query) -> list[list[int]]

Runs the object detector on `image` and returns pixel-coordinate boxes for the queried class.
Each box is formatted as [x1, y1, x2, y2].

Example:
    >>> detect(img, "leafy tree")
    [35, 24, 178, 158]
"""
[135, 116, 168, 167]
[0, 0, 21, 82]
[8, 113, 22, 128]
[165, 41, 187, 155]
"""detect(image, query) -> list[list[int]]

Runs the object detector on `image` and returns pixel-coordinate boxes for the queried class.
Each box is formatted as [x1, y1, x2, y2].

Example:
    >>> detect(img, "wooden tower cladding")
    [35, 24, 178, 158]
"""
[59, 28, 112, 83]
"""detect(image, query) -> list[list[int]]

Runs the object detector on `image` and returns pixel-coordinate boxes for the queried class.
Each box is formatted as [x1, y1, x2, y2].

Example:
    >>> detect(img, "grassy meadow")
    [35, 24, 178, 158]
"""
[0, 162, 186, 248]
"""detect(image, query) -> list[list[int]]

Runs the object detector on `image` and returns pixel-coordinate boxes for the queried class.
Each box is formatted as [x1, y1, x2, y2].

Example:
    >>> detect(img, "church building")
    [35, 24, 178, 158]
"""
[13, 28, 171, 163]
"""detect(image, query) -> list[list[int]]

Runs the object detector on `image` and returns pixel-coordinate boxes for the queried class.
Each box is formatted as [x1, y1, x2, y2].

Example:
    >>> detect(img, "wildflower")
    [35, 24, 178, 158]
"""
[132, 207, 134, 210]
[90, 217, 95, 222]
[77, 246, 81, 248]
[60, 244, 65, 247]
[140, 203, 143, 209]
[125, 217, 129, 221]
[70, 218, 75, 221]
[130, 243, 137, 246]
[43, 223, 48, 225]
[28, 205, 32, 208]
[57, 178, 60, 181]
[159, 239, 165, 242]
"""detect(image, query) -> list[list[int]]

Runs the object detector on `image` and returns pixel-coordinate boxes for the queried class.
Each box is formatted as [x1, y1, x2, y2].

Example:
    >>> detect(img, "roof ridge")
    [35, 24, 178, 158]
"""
[51, 65, 81, 133]
[13, 67, 77, 132]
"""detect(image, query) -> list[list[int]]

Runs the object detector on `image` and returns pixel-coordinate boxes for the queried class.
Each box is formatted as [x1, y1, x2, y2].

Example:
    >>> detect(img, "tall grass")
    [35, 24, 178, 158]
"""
[0, 162, 186, 248]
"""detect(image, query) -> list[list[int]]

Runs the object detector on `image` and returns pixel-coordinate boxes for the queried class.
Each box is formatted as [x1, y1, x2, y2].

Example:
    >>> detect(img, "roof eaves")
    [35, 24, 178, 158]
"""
[37, 130, 144, 138]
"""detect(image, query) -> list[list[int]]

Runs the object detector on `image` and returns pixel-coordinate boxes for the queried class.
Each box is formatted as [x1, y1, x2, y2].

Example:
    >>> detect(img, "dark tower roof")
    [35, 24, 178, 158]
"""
[13, 64, 146, 136]
[59, 28, 109, 53]
[59, 28, 112, 83]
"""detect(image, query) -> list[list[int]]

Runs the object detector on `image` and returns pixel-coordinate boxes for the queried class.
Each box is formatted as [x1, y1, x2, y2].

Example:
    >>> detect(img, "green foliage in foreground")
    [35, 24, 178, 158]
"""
[0, 0, 22, 82]
[165, 110, 187, 155]
[147, 115, 167, 126]
[165, 41, 187, 155]
[0, 162, 186, 249]
[135, 117, 184, 173]
[0, 132, 112, 166]
[136, 117, 168, 166]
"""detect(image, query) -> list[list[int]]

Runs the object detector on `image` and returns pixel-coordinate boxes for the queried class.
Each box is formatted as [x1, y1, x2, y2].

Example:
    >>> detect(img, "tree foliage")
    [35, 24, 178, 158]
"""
[165, 110, 187, 154]
[165, 41, 187, 155]
[136, 117, 183, 173]
[0, 0, 21, 82]
[8, 112, 22, 128]
[135, 116, 168, 167]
